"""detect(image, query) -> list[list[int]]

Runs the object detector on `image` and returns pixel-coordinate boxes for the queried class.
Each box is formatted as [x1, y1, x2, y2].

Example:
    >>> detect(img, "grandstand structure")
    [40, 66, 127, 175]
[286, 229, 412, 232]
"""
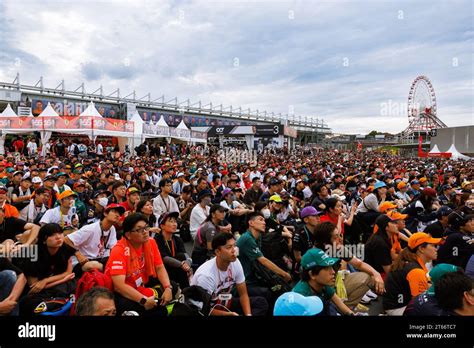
[0, 73, 331, 145]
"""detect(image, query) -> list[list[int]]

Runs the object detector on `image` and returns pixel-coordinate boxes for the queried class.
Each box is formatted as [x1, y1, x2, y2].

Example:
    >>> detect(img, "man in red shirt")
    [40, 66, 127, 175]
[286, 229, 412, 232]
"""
[12, 137, 24, 155]
[119, 187, 141, 215]
[105, 213, 174, 315]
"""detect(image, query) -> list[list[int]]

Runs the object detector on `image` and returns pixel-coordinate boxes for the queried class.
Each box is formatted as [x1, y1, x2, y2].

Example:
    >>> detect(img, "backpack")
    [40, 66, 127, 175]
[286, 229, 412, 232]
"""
[34, 295, 75, 316]
[261, 229, 288, 266]
[252, 261, 292, 295]
[71, 269, 113, 315]
[170, 285, 211, 316]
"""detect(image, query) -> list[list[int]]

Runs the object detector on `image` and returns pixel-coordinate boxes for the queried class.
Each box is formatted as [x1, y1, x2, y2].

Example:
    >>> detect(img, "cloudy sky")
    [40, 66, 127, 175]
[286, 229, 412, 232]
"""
[0, 0, 472, 134]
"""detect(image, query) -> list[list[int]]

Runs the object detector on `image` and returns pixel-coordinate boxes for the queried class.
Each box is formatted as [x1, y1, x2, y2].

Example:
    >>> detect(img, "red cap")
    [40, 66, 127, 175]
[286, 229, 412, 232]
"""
[422, 188, 437, 197]
[104, 203, 126, 215]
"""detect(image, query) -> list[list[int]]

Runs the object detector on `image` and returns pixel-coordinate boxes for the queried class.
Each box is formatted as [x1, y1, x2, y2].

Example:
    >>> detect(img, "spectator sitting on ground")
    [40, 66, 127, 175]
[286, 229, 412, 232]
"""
[292, 248, 355, 316]
[386, 210, 411, 246]
[0, 185, 20, 218]
[190, 189, 212, 240]
[120, 186, 141, 215]
[0, 206, 40, 254]
[364, 214, 401, 277]
[76, 287, 116, 316]
[64, 204, 124, 278]
[19, 187, 50, 224]
[191, 232, 268, 316]
[19, 223, 77, 316]
[423, 206, 452, 239]
[434, 271, 474, 316]
[0, 257, 27, 316]
[155, 212, 192, 289]
[382, 232, 442, 316]
[293, 206, 324, 266]
[437, 211, 474, 269]
[404, 263, 461, 316]
[237, 212, 292, 305]
[40, 190, 79, 231]
[314, 221, 385, 308]
[192, 204, 227, 267]
[105, 213, 174, 316]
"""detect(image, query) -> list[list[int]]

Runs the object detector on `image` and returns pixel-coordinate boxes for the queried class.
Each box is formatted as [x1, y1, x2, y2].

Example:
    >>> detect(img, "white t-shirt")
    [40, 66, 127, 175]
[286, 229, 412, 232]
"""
[220, 200, 241, 211]
[303, 186, 313, 200]
[190, 204, 210, 239]
[27, 141, 37, 154]
[152, 194, 179, 219]
[67, 221, 117, 266]
[44, 142, 51, 155]
[40, 206, 78, 229]
[191, 257, 245, 306]
[54, 184, 72, 194]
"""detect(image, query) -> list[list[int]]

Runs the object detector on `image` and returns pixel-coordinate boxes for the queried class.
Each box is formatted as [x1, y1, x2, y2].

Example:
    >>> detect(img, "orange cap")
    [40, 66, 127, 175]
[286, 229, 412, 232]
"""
[397, 181, 407, 190]
[58, 190, 77, 200]
[379, 202, 397, 213]
[408, 232, 442, 250]
[387, 211, 408, 220]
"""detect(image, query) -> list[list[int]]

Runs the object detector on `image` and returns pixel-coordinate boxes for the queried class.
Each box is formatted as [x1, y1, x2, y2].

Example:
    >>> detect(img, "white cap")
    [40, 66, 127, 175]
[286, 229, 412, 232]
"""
[177, 172, 185, 178]
[32, 177, 42, 184]
[114, 173, 121, 181]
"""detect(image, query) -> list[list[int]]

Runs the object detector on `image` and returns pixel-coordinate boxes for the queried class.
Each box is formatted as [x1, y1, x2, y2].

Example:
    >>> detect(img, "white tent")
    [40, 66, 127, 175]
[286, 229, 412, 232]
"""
[127, 111, 146, 155]
[429, 144, 441, 153]
[142, 114, 170, 139]
[176, 120, 189, 130]
[79, 101, 104, 141]
[170, 120, 191, 142]
[446, 144, 471, 160]
[0, 103, 17, 117]
[79, 101, 102, 118]
[38, 102, 61, 155]
[157, 115, 169, 127]
[0, 104, 18, 154]
[38, 102, 60, 117]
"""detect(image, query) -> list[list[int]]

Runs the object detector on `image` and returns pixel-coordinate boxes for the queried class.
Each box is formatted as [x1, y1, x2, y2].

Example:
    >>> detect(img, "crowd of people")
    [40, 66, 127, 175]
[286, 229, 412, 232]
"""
[0, 135, 473, 317]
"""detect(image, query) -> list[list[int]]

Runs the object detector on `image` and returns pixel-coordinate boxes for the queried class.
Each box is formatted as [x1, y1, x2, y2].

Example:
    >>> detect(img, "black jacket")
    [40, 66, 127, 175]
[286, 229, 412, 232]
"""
[437, 227, 474, 269]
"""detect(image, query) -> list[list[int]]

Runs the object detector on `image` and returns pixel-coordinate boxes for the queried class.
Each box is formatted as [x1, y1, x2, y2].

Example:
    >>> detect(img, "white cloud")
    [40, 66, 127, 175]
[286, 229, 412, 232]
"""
[0, 0, 472, 134]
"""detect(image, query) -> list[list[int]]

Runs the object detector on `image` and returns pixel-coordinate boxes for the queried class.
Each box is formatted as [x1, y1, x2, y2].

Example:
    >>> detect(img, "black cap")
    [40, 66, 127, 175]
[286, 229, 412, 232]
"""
[198, 189, 213, 201]
[437, 206, 453, 219]
[210, 204, 227, 215]
[441, 184, 452, 191]
[269, 177, 282, 186]
[44, 175, 57, 182]
[448, 211, 469, 228]
[93, 190, 110, 199]
[158, 211, 180, 226]
[375, 214, 398, 232]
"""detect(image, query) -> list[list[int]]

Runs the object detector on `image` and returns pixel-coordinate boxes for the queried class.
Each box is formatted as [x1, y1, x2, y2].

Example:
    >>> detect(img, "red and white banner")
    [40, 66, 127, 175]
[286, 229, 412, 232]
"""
[0, 116, 134, 133]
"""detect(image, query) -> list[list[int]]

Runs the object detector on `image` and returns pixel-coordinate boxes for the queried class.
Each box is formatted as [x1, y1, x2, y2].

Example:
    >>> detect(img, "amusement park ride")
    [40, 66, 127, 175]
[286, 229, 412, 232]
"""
[400, 75, 451, 158]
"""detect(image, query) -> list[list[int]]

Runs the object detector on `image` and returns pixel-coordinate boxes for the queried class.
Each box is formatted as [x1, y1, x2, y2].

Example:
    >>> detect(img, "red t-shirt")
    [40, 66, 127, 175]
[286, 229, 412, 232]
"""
[106, 238, 163, 289]
[320, 213, 345, 236]
[13, 140, 24, 152]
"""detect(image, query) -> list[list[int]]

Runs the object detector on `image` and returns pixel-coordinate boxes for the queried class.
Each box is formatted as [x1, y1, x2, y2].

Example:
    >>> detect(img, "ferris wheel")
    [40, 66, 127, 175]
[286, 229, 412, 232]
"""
[401, 76, 446, 138]
[407, 75, 437, 118]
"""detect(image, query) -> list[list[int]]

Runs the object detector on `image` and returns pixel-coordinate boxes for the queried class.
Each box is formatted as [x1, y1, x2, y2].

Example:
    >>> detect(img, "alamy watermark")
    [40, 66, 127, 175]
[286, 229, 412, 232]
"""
[0, 245, 38, 262]
[217, 148, 258, 166]
[324, 244, 365, 261]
